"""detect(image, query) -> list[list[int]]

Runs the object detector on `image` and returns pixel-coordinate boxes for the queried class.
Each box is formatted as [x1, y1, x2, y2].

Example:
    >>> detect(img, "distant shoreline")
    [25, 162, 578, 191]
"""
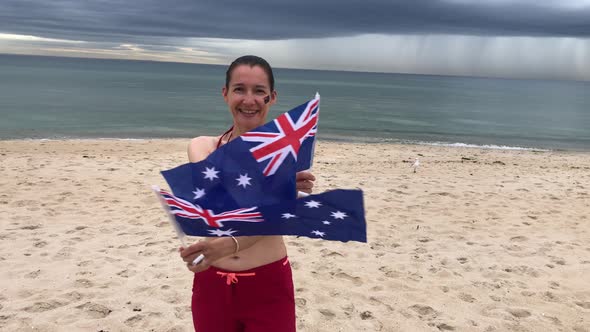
[2, 137, 589, 153]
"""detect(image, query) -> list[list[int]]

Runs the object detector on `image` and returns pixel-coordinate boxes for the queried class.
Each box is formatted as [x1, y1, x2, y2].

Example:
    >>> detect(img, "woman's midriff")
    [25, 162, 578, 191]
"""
[211, 235, 287, 271]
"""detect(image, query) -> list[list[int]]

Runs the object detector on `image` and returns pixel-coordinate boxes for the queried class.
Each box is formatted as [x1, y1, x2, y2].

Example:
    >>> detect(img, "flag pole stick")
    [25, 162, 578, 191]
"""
[310, 92, 320, 171]
[298, 92, 319, 200]
[151, 185, 205, 265]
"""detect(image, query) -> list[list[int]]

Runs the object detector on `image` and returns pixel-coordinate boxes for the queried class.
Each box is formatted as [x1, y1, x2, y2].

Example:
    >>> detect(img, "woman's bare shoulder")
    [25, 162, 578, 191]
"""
[187, 136, 219, 163]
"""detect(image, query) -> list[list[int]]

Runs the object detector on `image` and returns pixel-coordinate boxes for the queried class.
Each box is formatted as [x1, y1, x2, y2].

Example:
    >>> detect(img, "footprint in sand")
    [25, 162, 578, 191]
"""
[410, 304, 438, 318]
[575, 301, 590, 309]
[75, 279, 94, 288]
[24, 269, 41, 279]
[76, 270, 94, 277]
[77, 260, 92, 267]
[573, 325, 590, 332]
[506, 308, 531, 318]
[19, 224, 41, 230]
[549, 256, 566, 265]
[117, 269, 137, 278]
[320, 249, 345, 258]
[54, 246, 76, 259]
[542, 314, 562, 326]
[409, 304, 438, 320]
[33, 241, 48, 248]
[436, 323, 456, 331]
[542, 291, 560, 302]
[503, 265, 542, 278]
[295, 298, 307, 309]
[359, 310, 373, 320]
[173, 306, 188, 320]
[318, 309, 336, 319]
[334, 272, 363, 286]
[11, 200, 39, 208]
[0, 314, 14, 323]
[61, 291, 83, 302]
[76, 302, 112, 318]
[458, 293, 476, 303]
[23, 300, 65, 312]
[368, 296, 394, 312]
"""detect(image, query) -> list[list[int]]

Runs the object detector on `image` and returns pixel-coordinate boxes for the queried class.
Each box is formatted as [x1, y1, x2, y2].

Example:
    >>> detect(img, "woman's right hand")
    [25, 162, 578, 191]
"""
[179, 238, 235, 273]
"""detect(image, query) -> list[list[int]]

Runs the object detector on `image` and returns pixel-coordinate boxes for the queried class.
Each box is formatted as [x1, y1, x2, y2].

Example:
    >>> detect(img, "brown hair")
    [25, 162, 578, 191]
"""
[225, 55, 275, 91]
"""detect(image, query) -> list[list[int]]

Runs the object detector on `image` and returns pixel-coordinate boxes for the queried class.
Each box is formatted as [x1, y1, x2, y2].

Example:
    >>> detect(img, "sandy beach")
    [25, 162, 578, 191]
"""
[0, 139, 589, 332]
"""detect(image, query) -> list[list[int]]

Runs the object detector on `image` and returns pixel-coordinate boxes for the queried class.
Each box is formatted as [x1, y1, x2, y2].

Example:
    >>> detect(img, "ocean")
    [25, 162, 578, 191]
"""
[1, 54, 589, 151]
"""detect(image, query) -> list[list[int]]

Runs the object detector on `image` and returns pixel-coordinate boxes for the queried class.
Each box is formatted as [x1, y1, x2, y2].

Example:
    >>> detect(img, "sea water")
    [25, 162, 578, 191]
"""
[1, 54, 588, 151]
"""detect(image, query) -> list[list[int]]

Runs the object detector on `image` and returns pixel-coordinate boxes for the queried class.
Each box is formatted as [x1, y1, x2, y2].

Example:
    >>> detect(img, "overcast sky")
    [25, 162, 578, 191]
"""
[1, 0, 589, 80]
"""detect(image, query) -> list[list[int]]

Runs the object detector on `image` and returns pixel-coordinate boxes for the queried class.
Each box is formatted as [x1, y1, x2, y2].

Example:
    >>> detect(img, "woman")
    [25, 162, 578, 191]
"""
[179, 55, 315, 332]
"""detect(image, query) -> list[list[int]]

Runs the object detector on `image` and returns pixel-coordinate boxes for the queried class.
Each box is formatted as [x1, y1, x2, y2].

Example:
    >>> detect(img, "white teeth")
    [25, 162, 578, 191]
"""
[240, 110, 257, 114]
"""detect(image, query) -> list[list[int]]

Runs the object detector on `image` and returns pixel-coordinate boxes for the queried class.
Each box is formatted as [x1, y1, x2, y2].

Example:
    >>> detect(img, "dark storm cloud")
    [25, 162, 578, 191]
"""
[1, 0, 589, 42]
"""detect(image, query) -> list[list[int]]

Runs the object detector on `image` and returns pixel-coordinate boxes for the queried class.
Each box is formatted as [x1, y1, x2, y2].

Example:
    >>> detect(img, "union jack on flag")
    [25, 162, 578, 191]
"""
[159, 188, 263, 228]
[241, 93, 319, 176]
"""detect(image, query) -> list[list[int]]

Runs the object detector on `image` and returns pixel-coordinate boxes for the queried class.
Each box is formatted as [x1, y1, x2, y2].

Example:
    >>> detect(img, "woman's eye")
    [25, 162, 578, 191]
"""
[233, 87, 244, 93]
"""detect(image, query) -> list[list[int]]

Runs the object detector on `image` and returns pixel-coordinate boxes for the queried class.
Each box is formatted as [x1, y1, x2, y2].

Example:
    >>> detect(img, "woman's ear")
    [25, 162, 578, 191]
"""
[222, 86, 228, 103]
[269, 90, 277, 105]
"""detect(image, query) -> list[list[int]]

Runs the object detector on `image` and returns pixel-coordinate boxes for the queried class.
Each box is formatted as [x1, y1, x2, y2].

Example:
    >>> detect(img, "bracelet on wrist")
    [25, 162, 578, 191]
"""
[230, 235, 239, 254]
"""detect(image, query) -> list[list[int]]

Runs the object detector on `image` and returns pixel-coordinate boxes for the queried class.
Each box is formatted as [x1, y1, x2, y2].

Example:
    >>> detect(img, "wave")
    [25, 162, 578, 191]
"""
[413, 141, 550, 151]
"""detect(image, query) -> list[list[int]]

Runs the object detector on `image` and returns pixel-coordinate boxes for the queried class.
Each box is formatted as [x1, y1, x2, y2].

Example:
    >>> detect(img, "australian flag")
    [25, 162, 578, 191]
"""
[155, 94, 366, 243]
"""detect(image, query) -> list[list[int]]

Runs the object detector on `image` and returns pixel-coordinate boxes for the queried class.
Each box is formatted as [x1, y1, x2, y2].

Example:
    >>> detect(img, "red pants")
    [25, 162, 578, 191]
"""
[191, 257, 295, 332]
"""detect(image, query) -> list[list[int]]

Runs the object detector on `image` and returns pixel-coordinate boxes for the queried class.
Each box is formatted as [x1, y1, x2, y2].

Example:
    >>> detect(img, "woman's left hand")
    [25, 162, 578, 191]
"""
[296, 171, 315, 194]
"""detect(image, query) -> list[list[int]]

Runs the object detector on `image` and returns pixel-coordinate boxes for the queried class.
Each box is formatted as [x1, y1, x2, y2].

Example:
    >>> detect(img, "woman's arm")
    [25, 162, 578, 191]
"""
[187, 136, 216, 163]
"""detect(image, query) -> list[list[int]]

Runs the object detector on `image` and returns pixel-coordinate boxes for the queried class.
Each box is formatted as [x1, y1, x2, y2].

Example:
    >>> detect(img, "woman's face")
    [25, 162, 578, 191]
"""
[222, 64, 276, 132]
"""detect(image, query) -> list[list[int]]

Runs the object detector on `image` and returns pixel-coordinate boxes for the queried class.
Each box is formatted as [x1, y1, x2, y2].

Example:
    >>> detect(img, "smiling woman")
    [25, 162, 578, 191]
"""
[179, 55, 315, 332]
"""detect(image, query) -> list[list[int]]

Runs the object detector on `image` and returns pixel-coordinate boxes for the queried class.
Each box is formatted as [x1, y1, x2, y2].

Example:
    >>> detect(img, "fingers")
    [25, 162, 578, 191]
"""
[180, 244, 209, 273]
[179, 241, 206, 264]
[179, 238, 234, 273]
[296, 181, 313, 193]
[296, 171, 315, 194]
[187, 259, 210, 273]
[296, 171, 316, 182]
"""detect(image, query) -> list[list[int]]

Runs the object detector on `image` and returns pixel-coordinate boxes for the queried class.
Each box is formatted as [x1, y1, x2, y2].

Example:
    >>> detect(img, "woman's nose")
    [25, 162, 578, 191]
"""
[242, 93, 259, 105]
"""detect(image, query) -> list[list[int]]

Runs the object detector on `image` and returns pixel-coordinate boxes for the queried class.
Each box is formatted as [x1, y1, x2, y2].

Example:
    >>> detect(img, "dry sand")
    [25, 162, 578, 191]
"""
[0, 139, 589, 332]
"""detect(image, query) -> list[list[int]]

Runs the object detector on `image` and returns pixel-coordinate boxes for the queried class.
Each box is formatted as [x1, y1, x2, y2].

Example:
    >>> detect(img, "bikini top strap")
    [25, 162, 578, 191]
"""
[216, 126, 234, 148]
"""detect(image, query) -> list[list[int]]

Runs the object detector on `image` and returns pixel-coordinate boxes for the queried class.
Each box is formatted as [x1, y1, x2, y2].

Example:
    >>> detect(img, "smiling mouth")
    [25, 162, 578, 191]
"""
[238, 109, 259, 116]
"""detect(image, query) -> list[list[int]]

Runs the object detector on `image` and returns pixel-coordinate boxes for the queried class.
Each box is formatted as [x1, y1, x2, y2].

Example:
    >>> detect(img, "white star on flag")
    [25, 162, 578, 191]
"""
[282, 213, 296, 219]
[193, 188, 205, 199]
[304, 200, 322, 208]
[203, 167, 219, 181]
[207, 229, 237, 237]
[322, 220, 331, 225]
[311, 230, 325, 237]
[331, 211, 347, 219]
[236, 173, 252, 188]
